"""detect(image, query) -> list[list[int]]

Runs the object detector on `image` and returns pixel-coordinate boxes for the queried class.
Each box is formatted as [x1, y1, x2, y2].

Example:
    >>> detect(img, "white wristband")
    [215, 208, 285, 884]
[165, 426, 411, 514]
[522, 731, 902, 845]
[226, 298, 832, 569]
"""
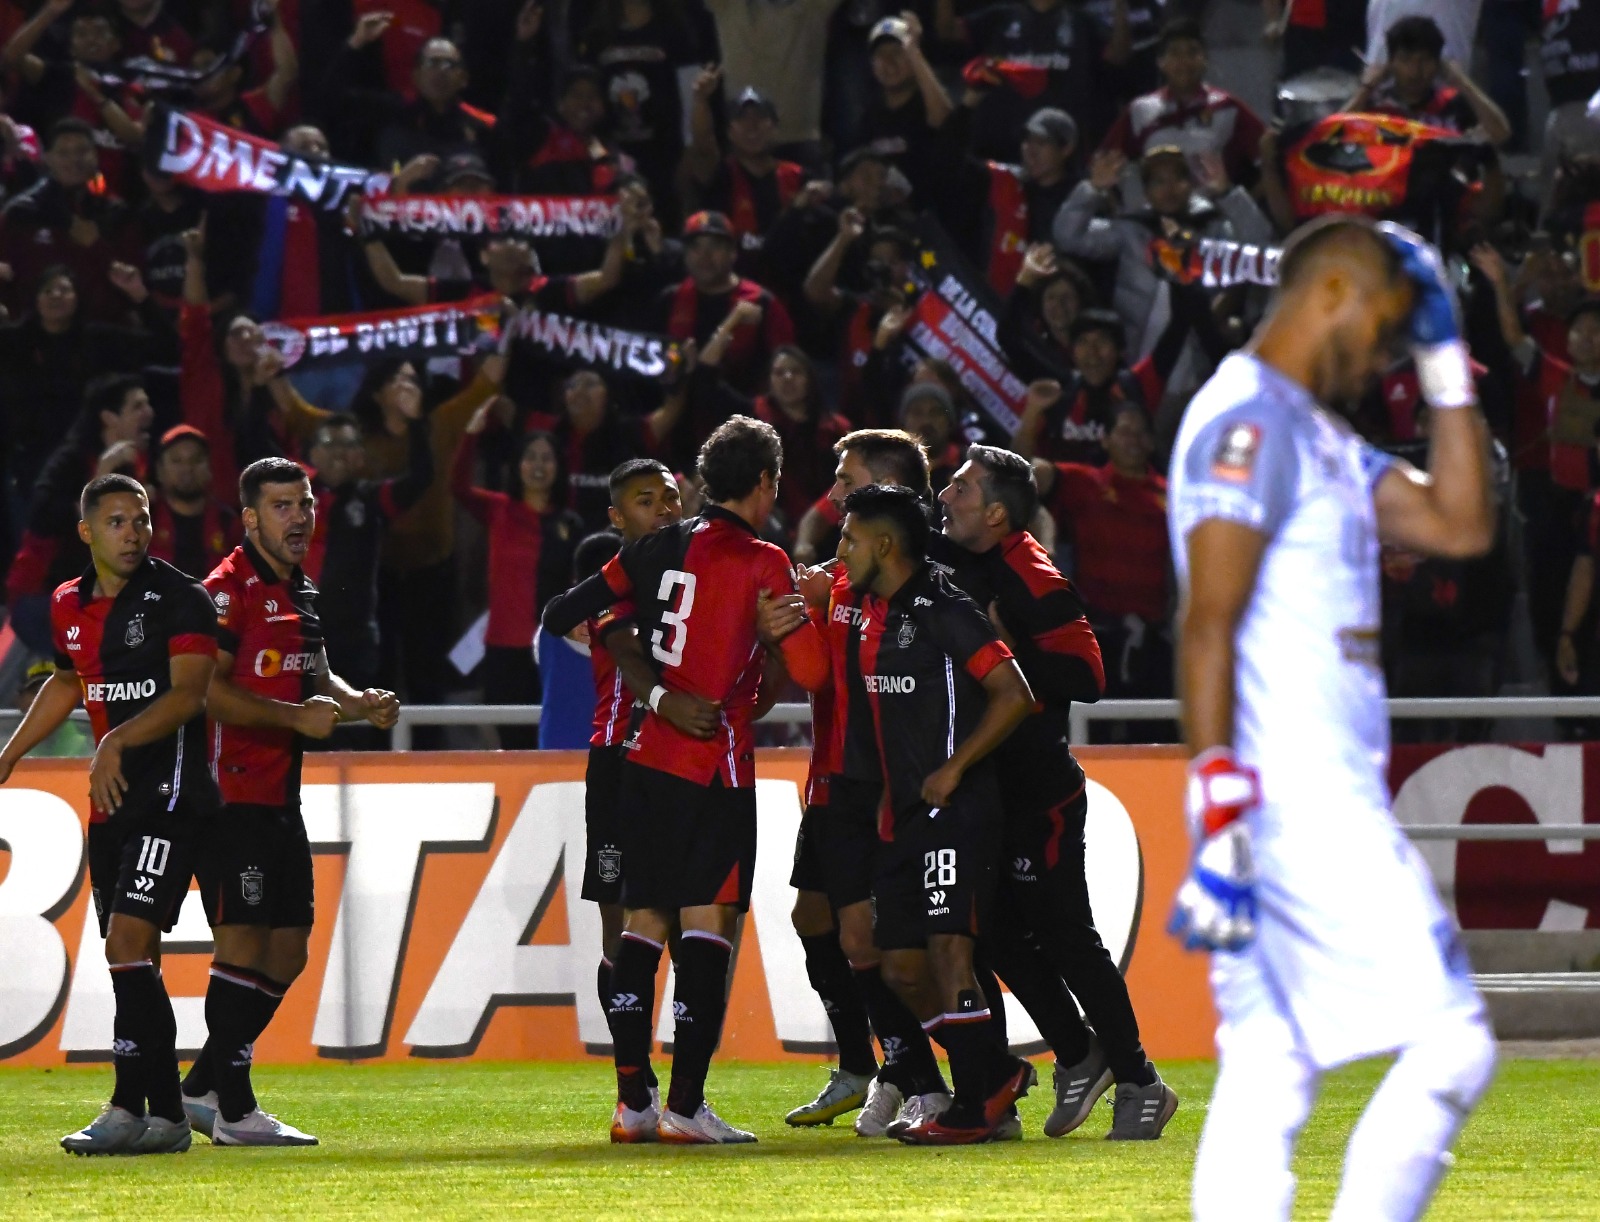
[648, 685, 668, 713]
[1414, 338, 1474, 410]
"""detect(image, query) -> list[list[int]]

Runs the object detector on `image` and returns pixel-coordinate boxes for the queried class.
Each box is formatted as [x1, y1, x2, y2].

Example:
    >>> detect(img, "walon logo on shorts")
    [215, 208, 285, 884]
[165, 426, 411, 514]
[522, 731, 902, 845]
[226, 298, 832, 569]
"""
[927, 889, 950, 917]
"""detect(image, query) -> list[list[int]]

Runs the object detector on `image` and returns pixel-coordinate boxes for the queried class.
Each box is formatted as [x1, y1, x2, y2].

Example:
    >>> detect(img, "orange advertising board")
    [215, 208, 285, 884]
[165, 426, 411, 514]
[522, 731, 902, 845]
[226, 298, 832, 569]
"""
[0, 747, 1215, 1066]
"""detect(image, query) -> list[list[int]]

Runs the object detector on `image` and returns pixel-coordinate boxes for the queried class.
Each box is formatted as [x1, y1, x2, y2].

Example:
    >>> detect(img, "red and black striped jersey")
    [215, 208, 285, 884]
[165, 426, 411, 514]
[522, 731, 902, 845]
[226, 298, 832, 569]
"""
[203, 540, 325, 808]
[50, 557, 221, 824]
[852, 563, 1014, 838]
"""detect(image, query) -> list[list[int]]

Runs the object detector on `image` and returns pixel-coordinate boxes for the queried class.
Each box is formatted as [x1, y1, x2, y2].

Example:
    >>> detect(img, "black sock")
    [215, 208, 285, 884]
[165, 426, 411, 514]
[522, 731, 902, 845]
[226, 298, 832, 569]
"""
[608, 933, 662, 1111]
[854, 965, 946, 1094]
[931, 1009, 996, 1127]
[973, 957, 1011, 1063]
[109, 962, 182, 1122]
[664, 931, 732, 1120]
[181, 1044, 213, 1100]
[205, 963, 264, 1123]
[801, 935, 876, 1077]
[986, 939, 1092, 1064]
[598, 957, 656, 1088]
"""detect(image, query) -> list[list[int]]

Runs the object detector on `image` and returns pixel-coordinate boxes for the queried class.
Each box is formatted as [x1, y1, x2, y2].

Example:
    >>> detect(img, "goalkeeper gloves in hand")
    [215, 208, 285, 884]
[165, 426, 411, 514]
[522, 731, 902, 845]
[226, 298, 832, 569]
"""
[1169, 747, 1262, 953]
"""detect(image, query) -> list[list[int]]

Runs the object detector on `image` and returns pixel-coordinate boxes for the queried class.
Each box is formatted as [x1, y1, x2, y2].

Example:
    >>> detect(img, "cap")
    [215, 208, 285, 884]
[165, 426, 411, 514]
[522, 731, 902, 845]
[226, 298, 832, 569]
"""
[898, 382, 957, 425]
[683, 210, 735, 243]
[731, 86, 778, 122]
[869, 17, 911, 47]
[156, 423, 209, 456]
[1140, 144, 1190, 172]
[1024, 107, 1078, 148]
[21, 659, 53, 692]
[441, 152, 495, 189]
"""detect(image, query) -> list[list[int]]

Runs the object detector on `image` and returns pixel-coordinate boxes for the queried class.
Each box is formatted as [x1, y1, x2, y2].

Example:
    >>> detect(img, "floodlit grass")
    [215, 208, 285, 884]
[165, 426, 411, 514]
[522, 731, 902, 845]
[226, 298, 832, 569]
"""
[4, 1056, 1598, 1219]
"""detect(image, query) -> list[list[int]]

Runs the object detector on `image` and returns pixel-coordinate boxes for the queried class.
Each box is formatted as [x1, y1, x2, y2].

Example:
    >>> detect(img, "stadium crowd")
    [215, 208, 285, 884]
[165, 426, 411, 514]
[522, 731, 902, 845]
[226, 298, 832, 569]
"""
[0, 0, 1595, 740]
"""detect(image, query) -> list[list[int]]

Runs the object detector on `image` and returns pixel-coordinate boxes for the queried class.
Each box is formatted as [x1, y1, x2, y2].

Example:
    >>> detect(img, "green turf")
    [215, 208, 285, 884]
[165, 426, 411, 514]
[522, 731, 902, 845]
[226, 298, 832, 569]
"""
[3, 1057, 1597, 1219]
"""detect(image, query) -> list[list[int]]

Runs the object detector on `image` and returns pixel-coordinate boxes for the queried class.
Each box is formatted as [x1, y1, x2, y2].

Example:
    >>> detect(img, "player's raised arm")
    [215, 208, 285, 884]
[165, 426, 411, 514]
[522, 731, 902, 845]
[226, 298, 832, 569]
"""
[1370, 225, 1495, 559]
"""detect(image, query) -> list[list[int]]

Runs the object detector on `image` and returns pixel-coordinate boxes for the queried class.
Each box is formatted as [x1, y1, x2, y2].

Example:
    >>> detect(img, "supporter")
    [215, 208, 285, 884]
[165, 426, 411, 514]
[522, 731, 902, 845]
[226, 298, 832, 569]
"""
[896, 381, 965, 492]
[1002, 242, 1095, 374]
[765, 148, 909, 305]
[146, 424, 241, 581]
[701, 0, 847, 159]
[0, 117, 141, 325]
[454, 412, 584, 746]
[1031, 401, 1171, 697]
[928, 105, 1080, 296]
[0, 263, 174, 531]
[682, 76, 806, 275]
[0, 3, 132, 195]
[1345, 16, 1511, 146]
[1099, 18, 1266, 192]
[184, 0, 298, 138]
[313, 0, 442, 105]
[1558, 458, 1600, 699]
[111, 0, 198, 64]
[1052, 144, 1272, 370]
[1264, 0, 1368, 79]
[130, 168, 206, 314]
[5, 373, 152, 653]
[1365, 0, 1482, 71]
[939, 0, 1127, 163]
[857, 14, 953, 178]
[575, 0, 706, 227]
[689, 344, 851, 535]
[1086, 0, 1169, 102]
[519, 369, 689, 530]
[303, 412, 434, 708]
[1539, 0, 1600, 183]
[659, 210, 795, 396]
[501, 9, 627, 198]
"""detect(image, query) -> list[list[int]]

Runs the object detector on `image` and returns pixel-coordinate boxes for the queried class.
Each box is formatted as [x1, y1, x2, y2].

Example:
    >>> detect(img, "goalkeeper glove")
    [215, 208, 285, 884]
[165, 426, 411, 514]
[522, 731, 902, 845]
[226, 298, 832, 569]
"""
[1168, 747, 1261, 953]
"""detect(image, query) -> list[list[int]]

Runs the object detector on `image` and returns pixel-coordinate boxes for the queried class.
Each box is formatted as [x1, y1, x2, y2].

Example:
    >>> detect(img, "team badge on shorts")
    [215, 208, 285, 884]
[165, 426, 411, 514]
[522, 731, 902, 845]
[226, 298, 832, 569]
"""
[240, 869, 264, 906]
[597, 846, 622, 884]
[898, 619, 916, 647]
[125, 614, 146, 648]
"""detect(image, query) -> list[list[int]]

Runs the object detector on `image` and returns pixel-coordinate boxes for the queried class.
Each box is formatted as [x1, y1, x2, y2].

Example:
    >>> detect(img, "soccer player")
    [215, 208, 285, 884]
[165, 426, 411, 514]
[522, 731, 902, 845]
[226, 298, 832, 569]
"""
[835, 483, 1037, 1145]
[1168, 215, 1498, 1220]
[0, 474, 221, 1155]
[777, 430, 956, 1135]
[544, 416, 830, 1144]
[940, 445, 1177, 1139]
[181, 458, 401, 1146]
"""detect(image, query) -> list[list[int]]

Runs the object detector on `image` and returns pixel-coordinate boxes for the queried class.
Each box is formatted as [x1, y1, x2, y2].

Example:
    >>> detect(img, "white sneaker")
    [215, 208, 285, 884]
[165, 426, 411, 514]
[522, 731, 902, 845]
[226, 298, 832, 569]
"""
[853, 1078, 905, 1137]
[610, 1099, 661, 1143]
[131, 1115, 192, 1154]
[213, 1108, 319, 1147]
[60, 1104, 146, 1155]
[785, 1067, 873, 1126]
[182, 1091, 219, 1140]
[657, 1101, 758, 1144]
[886, 1090, 952, 1139]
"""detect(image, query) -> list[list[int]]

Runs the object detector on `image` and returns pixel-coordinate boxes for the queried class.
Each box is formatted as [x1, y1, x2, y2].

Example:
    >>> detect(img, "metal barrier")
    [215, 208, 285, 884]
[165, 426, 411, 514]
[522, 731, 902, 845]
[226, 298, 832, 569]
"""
[389, 701, 815, 751]
[1065, 695, 1600, 744]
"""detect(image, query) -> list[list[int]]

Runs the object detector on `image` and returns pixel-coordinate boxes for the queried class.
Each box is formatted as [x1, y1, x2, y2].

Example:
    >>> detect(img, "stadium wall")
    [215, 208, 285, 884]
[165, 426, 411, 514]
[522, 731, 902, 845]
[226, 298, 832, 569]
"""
[0, 745, 1595, 1067]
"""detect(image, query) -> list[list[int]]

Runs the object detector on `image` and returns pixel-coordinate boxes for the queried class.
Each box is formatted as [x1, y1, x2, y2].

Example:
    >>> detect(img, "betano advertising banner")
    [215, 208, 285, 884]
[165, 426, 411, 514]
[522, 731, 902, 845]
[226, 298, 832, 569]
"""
[3, 744, 1597, 1067]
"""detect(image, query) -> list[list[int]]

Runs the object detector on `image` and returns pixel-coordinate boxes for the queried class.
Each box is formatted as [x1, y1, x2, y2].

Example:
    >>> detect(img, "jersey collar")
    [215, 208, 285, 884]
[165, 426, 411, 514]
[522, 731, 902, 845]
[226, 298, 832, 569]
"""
[76, 554, 158, 606]
[242, 536, 304, 588]
[702, 504, 758, 537]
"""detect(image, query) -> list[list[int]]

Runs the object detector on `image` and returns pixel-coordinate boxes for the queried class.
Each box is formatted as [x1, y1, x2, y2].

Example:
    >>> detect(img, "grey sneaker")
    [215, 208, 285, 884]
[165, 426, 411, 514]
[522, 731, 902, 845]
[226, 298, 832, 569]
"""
[1044, 1039, 1114, 1137]
[885, 1090, 952, 1139]
[131, 1115, 192, 1154]
[214, 1109, 320, 1147]
[785, 1067, 873, 1126]
[60, 1104, 146, 1155]
[182, 1091, 219, 1140]
[987, 1106, 1023, 1142]
[853, 1077, 905, 1137]
[1106, 1076, 1179, 1141]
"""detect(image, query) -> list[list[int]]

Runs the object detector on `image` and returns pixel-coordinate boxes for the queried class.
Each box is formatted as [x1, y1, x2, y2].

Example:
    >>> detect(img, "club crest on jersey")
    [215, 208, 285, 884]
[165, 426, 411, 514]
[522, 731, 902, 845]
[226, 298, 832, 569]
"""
[597, 847, 621, 883]
[1211, 422, 1261, 482]
[124, 615, 145, 647]
[240, 869, 264, 906]
[897, 619, 916, 648]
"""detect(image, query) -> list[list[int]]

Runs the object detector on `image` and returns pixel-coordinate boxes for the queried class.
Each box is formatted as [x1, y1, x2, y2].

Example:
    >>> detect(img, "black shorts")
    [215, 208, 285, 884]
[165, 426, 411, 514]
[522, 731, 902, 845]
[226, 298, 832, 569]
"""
[789, 775, 879, 909]
[619, 762, 757, 913]
[582, 744, 627, 904]
[87, 801, 204, 939]
[1001, 781, 1088, 887]
[872, 782, 1001, 952]
[195, 803, 315, 929]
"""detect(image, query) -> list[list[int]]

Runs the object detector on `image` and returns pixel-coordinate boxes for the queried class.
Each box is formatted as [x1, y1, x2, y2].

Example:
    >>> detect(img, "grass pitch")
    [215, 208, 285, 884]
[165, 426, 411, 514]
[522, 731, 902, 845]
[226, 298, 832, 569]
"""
[3, 1056, 1598, 1219]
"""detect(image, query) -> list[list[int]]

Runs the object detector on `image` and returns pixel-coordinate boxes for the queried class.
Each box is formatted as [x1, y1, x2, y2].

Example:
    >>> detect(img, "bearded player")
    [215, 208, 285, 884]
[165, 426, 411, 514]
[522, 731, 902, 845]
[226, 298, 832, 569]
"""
[1168, 215, 1497, 1220]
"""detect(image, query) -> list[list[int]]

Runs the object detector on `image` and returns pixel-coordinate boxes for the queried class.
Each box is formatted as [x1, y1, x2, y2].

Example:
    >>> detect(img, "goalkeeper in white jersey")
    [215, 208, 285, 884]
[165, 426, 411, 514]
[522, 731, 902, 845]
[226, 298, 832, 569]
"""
[1167, 214, 1498, 1222]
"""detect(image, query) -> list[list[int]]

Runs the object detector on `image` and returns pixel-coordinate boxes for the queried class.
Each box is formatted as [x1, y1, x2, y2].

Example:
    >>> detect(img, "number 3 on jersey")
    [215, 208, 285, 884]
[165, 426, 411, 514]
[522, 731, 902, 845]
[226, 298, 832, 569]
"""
[651, 569, 697, 668]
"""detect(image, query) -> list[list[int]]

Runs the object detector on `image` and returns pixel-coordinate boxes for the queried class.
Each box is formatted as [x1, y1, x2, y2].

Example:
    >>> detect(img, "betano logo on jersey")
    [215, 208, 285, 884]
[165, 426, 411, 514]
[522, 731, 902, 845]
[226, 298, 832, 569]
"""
[255, 649, 319, 678]
[863, 674, 916, 694]
[83, 679, 158, 703]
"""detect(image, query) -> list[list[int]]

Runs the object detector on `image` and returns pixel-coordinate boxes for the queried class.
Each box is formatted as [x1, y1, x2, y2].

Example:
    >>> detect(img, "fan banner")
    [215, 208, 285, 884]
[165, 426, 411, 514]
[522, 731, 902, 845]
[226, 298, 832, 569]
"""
[359, 195, 620, 243]
[1148, 235, 1283, 290]
[502, 307, 682, 381]
[146, 105, 390, 211]
[260, 295, 504, 371]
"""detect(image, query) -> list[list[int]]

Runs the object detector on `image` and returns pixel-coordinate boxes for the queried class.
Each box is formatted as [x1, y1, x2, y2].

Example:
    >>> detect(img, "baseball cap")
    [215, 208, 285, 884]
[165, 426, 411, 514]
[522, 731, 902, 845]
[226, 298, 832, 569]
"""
[1024, 108, 1078, 149]
[1140, 144, 1190, 173]
[21, 659, 54, 693]
[441, 152, 495, 189]
[869, 17, 911, 48]
[731, 86, 778, 122]
[683, 210, 735, 243]
[899, 382, 957, 426]
[156, 423, 209, 456]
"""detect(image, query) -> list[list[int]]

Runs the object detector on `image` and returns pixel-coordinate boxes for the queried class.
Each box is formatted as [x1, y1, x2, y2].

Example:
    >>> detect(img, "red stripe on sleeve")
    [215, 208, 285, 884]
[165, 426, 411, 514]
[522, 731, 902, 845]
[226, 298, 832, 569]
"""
[1034, 618, 1106, 693]
[602, 553, 633, 598]
[965, 639, 1014, 682]
[169, 633, 219, 659]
